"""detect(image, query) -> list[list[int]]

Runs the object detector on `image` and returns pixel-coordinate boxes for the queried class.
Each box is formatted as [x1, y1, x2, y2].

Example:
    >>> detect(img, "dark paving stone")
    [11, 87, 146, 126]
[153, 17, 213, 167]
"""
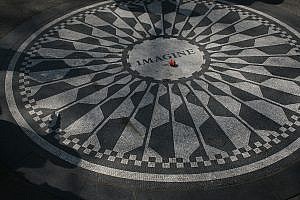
[0, 164, 72, 200]
[0, 120, 34, 168]
[14, 150, 135, 200]
[289, 195, 300, 200]
[95, 183, 134, 200]
[267, 161, 300, 200]
[135, 181, 277, 200]
[14, 150, 91, 199]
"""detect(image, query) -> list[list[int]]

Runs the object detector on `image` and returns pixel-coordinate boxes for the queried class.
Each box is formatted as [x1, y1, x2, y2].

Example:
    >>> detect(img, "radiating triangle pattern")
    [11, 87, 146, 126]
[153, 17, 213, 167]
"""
[10, 0, 300, 176]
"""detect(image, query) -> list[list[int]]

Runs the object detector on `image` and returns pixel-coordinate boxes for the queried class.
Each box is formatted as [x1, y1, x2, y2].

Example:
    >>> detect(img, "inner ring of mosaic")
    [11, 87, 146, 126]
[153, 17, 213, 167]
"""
[127, 37, 205, 81]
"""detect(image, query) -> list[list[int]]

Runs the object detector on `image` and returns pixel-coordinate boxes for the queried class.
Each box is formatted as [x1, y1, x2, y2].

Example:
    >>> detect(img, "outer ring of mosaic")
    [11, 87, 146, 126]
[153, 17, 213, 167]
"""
[4, 0, 300, 182]
[15, 0, 300, 171]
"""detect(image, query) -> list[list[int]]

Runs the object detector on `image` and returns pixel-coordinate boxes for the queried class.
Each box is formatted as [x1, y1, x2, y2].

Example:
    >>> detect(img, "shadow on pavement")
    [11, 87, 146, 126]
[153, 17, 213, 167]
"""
[0, 119, 84, 200]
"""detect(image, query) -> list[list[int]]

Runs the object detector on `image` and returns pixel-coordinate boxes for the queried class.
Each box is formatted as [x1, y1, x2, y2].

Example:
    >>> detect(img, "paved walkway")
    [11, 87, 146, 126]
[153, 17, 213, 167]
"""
[0, 0, 299, 199]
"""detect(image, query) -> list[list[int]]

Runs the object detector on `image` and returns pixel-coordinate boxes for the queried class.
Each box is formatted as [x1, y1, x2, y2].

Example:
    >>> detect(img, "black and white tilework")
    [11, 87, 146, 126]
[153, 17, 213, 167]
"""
[5, 0, 300, 183]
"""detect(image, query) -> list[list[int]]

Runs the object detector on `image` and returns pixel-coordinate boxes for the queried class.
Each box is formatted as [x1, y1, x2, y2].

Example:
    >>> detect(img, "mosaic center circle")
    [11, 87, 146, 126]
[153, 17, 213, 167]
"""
[127, 37, 205, 80]
[4, 0, 300, 183]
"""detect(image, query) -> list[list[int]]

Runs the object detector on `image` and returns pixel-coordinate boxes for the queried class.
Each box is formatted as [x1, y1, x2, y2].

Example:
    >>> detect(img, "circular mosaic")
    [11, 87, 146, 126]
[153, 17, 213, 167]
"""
[5, 0, 300, 183]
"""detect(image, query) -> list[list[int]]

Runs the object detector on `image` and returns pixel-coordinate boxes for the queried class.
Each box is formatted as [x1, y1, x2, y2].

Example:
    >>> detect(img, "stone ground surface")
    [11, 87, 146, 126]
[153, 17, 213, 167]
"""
[0, 0, 300, 199]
